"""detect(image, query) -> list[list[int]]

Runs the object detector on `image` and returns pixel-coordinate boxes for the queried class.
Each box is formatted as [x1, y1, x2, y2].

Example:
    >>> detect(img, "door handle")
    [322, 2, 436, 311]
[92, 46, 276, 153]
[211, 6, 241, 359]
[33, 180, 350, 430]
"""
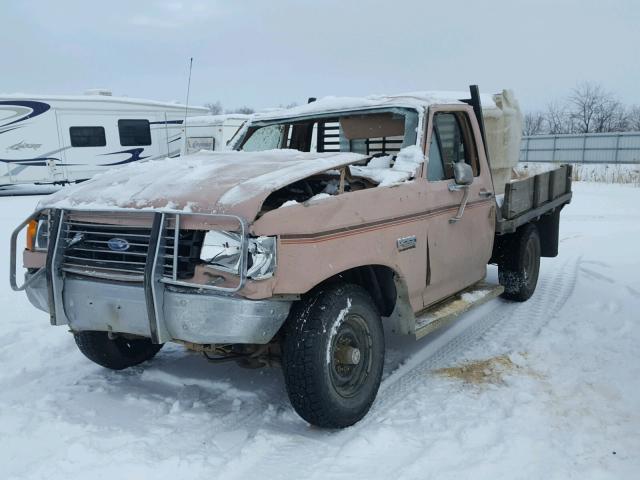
[449, 185, 470, 223]
[479, 190, 493, 198]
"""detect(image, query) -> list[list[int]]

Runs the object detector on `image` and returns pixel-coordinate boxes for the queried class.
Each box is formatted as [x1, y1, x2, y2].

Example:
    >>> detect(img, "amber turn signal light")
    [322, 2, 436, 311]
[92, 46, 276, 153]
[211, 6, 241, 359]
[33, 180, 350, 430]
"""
[26, 220, 38, 251]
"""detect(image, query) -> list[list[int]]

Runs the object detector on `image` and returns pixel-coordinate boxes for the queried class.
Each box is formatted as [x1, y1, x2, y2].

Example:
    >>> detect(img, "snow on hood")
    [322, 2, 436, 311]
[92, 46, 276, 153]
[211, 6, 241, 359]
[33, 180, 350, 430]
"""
[39, 150, 367, 220]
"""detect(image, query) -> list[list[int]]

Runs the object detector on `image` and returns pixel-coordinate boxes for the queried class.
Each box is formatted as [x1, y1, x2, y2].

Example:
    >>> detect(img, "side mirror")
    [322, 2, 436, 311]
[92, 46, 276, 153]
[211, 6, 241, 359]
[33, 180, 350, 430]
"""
[453, 162, 473, 186]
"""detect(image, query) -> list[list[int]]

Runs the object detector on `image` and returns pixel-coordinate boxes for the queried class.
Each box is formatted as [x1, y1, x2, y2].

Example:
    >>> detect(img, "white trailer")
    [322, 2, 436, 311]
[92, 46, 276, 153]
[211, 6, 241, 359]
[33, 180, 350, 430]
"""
[0, 90, 208, 194]
[180, 114, 250, 155]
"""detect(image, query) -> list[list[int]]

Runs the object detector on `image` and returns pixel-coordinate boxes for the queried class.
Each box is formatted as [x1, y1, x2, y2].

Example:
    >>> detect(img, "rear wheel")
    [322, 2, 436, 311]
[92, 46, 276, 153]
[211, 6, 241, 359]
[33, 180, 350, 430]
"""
[281, 283, 384, 428]
[73, 331, 163, 370]
[499, 224, 541, 302]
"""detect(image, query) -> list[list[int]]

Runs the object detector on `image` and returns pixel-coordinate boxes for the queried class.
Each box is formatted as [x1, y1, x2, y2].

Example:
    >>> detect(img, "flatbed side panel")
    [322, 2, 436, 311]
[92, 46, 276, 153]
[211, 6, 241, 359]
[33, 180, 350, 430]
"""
[502, 176, 534, 219]
[550, 165, 568, 199]
[533, 171, 550, 207]
[495, 192, 571, 235]
[566, 164, 573, 197]
[496, 164, 572, 234]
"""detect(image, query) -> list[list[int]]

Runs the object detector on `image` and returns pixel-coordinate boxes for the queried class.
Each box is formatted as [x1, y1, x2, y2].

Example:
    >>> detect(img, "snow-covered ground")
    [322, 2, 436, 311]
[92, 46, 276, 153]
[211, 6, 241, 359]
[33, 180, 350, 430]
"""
[1, 182, 639, 480]
[517, 162, 640, 186]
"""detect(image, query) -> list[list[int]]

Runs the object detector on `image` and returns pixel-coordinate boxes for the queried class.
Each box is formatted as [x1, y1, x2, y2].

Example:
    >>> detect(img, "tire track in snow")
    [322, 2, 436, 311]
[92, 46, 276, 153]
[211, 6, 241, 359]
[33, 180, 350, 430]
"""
[215, 256, 583, 475]
[369, 254, 582, 419]
[475, 255, 582, 352]
[32, 256, 577, 477]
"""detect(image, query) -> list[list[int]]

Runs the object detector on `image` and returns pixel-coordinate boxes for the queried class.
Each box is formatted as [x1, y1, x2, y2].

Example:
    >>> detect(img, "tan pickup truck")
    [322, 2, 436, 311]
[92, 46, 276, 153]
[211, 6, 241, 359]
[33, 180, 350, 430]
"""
[10, 86, 572, 428]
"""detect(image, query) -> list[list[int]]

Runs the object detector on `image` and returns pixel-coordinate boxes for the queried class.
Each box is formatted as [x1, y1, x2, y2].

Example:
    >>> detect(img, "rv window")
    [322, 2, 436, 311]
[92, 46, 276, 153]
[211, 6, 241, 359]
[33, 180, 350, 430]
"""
[118, 119, 151, 146]
[69, 126, 106, 147]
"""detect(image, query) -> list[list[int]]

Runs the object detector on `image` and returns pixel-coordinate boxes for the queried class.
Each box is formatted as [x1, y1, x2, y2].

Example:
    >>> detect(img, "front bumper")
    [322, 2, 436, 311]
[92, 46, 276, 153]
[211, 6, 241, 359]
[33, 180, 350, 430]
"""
[26, 272, 291, 344]
[13, 208, 291, 345]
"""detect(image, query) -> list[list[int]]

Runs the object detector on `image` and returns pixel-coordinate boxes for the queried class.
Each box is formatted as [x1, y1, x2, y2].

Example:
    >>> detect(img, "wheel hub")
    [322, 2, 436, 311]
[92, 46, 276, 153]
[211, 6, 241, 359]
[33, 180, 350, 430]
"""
[330, 313, 372, 398]
[335, 344, 361, 365]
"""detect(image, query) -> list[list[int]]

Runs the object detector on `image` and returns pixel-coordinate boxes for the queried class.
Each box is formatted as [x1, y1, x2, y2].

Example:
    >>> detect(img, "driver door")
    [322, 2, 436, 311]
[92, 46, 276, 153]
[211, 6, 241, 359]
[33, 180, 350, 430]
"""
[422, 107, 495, 308]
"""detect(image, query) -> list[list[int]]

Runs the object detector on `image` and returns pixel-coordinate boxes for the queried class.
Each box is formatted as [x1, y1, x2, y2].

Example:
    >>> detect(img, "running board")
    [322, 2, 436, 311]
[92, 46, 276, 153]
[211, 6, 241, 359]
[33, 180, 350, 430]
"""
[414, 281, 504, 339]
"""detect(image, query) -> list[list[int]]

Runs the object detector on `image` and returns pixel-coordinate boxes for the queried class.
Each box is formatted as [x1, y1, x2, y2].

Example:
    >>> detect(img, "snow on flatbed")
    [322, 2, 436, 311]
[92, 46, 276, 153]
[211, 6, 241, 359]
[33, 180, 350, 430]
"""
[1, 183, 639, 479]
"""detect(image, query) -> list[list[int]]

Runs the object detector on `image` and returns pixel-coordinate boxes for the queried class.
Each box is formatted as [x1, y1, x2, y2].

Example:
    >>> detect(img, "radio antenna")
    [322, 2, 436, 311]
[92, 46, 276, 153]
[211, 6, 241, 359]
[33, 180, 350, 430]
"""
[183, 57, 193, 147]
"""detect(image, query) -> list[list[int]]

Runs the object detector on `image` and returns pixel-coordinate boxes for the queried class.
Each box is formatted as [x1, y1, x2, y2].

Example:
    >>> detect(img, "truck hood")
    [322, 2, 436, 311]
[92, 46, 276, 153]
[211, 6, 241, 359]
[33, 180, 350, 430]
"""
[39, 150, 367, 220]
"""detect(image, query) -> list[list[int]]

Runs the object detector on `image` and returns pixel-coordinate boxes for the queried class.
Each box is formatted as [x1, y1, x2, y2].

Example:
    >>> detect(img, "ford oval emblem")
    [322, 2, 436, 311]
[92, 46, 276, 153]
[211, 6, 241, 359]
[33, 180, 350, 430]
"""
[107, 237, 130, 252]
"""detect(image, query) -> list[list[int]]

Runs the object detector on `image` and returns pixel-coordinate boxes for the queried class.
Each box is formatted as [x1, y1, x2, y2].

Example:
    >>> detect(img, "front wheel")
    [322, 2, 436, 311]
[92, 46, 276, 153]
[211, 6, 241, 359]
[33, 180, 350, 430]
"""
[73, 331, 163, 370]
[281, 283, 385, 428]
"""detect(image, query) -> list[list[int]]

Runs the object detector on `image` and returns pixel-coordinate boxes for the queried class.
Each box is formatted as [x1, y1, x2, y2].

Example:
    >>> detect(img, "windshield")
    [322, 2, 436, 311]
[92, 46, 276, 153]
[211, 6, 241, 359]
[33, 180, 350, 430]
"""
[235, 108, 419, 156]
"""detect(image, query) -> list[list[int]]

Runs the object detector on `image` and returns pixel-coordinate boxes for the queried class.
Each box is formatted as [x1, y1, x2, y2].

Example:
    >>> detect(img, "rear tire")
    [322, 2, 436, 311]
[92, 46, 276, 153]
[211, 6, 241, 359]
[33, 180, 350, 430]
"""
[73, 331, 163, 370]
[281, 283, 384, 428]
[499, 224, 541, 302]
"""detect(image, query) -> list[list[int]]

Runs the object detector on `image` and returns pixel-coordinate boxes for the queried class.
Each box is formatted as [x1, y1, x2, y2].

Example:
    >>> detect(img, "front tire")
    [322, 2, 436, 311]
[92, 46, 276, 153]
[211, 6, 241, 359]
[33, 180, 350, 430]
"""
[499, 224, 541, 302]
[281, 283, 385, 428]
[73, 331, 163, 370]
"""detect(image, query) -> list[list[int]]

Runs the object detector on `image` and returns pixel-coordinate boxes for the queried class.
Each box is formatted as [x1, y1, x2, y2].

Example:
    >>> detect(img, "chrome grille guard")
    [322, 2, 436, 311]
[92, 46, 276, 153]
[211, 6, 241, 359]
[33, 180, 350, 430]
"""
[10, 208, 249, 343]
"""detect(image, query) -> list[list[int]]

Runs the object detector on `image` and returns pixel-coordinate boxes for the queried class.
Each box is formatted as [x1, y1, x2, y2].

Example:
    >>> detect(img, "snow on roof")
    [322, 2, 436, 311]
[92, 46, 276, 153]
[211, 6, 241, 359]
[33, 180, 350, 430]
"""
[0, 92, 208, 111]
[253, 91, 499, 121]
[184, 114, 251, 126]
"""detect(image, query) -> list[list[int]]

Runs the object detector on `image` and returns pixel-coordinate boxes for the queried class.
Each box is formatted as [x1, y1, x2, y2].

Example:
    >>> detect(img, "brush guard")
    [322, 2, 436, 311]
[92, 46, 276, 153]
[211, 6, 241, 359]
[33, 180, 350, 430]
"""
[10, 208, 259, 344]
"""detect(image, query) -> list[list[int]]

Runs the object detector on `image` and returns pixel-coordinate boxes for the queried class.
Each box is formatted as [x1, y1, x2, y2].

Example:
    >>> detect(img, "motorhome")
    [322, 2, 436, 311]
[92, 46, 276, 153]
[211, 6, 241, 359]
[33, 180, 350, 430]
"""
[0, 90, 208, 193]
[180, 114, 250, 155]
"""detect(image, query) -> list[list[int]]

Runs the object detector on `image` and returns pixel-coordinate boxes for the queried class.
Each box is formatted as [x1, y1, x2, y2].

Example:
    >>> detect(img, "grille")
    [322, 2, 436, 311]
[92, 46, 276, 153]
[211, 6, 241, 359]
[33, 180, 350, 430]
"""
[60, 219, 202, 282]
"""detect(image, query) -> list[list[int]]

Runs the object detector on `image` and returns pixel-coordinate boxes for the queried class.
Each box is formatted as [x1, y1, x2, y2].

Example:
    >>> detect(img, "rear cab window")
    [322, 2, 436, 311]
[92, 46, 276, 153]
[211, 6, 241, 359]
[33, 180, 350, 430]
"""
[235, 108, 423, 207]
[237, 109, 419, 156]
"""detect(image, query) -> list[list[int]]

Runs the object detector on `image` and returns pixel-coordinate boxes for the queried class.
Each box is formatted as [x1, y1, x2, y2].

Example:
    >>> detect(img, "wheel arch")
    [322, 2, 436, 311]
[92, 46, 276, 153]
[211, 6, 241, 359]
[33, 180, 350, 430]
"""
[310, 264, 415, 334]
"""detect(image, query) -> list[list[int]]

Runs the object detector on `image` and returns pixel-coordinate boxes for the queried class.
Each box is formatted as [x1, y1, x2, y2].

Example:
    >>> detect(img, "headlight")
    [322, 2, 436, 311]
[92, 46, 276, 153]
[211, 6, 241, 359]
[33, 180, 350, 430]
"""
[200, 231, 276, 280]
[35, 218, 49, 250]
[246, 236, 276, 279]
[200, 231, 242, 274]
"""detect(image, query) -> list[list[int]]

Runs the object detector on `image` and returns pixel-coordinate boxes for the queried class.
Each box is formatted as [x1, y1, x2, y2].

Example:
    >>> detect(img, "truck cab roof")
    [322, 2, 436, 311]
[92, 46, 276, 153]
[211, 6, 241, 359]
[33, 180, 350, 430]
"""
[252, 90, 498, 122]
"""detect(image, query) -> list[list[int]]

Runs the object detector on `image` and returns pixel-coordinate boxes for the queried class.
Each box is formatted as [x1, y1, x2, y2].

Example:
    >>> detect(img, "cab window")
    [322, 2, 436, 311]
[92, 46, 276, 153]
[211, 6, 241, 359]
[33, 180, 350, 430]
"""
[427, 112, 479, 181]
[241, 124, 285, 151]
[238, 109, 418, 155]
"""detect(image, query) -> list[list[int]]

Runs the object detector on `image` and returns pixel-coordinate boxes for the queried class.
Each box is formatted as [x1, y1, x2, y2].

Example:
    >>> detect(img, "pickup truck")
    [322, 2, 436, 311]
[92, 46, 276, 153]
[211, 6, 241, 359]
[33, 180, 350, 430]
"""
[10, 86, 572, 428]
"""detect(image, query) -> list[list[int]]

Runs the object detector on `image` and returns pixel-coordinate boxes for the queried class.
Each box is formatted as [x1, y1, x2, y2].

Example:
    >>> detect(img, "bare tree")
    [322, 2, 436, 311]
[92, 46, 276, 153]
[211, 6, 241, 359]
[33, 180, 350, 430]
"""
[628, 106, 640, 132]
[523, 111, 546, 136]
[204, 101, 223, 115]
[568, 82, 600, 133]
[227, 106, 255, 114]
[567, 82, 627, 133]
[528, 83, 635, 136]
[545, 101, 572, 134]
[602, 104, 630, 133]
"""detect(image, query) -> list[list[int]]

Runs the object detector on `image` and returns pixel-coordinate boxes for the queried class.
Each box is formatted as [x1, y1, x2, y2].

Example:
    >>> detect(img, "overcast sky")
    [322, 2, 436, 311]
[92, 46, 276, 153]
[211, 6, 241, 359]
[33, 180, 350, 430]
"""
[1, 0, 638, 112]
